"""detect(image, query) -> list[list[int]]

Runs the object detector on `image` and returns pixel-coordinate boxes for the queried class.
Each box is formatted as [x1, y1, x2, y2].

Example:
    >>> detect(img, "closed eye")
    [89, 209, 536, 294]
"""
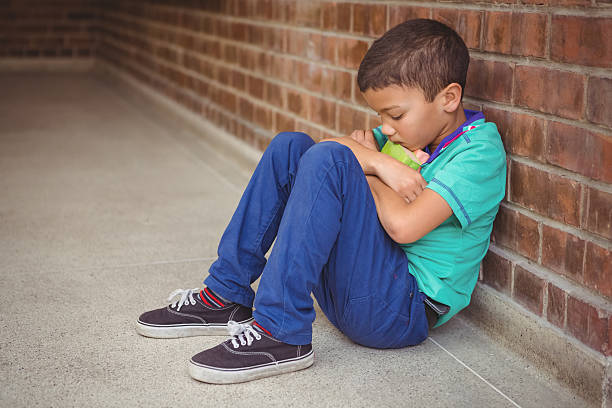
[391, 114, 403, 121]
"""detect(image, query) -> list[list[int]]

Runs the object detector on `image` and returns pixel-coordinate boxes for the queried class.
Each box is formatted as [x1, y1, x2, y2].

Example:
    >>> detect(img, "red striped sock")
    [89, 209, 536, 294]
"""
[252, 321, 273, 337]
[199, 287, 228, 308]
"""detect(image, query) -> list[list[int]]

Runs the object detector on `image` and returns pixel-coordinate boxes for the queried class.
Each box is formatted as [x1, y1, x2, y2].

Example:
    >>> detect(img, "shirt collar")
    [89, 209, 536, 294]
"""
[423, 109, 485, 164]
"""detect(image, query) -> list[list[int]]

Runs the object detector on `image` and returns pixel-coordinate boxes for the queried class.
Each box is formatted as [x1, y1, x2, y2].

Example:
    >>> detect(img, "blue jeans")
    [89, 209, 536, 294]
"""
[204, 132, 428, 348]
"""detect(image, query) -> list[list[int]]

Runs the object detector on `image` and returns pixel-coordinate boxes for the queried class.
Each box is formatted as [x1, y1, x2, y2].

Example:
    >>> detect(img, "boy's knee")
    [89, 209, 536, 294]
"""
[299, 140, 355, 168]
[268, 131, 314, 154]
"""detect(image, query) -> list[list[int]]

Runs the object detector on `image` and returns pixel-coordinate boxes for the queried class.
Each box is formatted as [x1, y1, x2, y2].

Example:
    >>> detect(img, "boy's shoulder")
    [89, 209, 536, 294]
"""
[430, 120, 505, 169]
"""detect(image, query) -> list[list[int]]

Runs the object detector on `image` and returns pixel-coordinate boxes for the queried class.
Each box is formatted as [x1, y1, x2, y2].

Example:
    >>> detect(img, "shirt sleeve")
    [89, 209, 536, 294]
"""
[426, 140, 507, 229]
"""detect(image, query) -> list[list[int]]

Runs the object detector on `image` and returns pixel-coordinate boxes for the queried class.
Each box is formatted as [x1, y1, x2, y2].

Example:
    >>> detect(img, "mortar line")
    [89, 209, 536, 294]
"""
[427, 336, 522, 408]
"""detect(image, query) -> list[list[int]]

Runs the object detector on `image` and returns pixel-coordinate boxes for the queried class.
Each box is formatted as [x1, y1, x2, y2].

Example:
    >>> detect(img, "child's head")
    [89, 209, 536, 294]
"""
[357, 19, 470, 151]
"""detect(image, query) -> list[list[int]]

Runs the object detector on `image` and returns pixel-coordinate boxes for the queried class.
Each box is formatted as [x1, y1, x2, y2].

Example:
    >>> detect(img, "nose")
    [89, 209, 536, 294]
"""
[380, 122, 396, 137]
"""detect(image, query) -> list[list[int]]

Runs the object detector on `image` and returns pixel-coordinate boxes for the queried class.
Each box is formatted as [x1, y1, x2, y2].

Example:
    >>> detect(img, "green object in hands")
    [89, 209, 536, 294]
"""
[372, 127, 422, 170]
[380, 140, 421, 170]
[380, 140, 422, 171]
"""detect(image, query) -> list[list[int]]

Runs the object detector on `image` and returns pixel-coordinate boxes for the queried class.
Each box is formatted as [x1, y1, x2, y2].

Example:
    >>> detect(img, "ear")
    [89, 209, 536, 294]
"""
[437, 83, 463, 113]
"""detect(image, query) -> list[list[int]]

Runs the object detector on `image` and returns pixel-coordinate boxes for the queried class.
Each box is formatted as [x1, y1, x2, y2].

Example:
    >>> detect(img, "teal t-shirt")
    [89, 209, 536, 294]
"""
[374, 111, 506, 327]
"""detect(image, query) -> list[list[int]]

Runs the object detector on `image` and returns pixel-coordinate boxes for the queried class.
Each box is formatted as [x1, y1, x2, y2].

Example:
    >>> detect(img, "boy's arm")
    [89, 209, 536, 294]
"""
[319, 136, 427, 202]
[366, 175, 452, 244]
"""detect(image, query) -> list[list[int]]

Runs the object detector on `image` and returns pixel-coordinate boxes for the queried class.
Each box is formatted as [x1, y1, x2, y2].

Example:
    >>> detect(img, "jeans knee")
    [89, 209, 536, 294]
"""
[299, 140, 355, 169]
[268, 131, 314, 155]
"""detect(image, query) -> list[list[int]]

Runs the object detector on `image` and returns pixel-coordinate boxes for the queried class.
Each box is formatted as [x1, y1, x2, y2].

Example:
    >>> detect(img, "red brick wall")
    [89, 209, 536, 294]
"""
[0, 0, 98, 58]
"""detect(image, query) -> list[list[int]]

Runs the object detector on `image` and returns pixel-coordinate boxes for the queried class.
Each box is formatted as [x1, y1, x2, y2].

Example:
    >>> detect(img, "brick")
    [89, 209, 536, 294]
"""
[483, 11, 547, 57]
[336, 37, 369, 70]
[515, 66, 585, 120]
[238, 48, 256, 71]
[219, 89, 237, 112]
[321, 2, 338, 30]
[286, 89, 309, 118]
[492, 206, 517, 248]
[321, 35, 337, 64]
[337, 105, 368, 135]
[352, 3, 387, 37]
[551, 16, 612, 68]
[238, 97, 254, 122]
[546, 122, 612, 183]
[337, 2, 352, 32]
[513, 266, 545, 315]
[265, 82, 284, 108]
[232, 71, 246, 91]
[516, 212, 541, 262]
[264, 27, 285, 53]
[510, 161, 582, 226]
[248, 76, 265, 100]
[465, 59, 514, 104]
[305, 32, 323, 61]
[270, 56, 293, 83]
[432, 8, 482, 49]
[332, 69, 352, 101]
[281, 0, 297, 24]
[586, 76, 612, 128]
[492, 207, 540, 261]
[253, 105, 273, 131]
[481, 250, 512, 294]
[541, 225, 585, 282]
[299, 62, 323, 94]
[567, 296, 611, 355]
[584, 187, 612, 240]
[566, 295, 589, 345]
[547, 284, 566, 329]
[584, 242, 612, 300]
[484, 107, 545, 161]
[275, 112, 295, 133]
[388, 6, 430, 29]
[256, 53, 273, 76]
[309, 96, 336, 129]
[286, 29, 308, 57]
[295, 1, 321, 28]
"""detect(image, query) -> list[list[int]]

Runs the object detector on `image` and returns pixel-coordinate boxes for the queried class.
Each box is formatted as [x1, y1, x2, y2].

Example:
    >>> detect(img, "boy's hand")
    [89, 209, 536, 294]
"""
[414, 149, 430, 163]
[375, 158, 428, 203]
[348, 129, 379, 151]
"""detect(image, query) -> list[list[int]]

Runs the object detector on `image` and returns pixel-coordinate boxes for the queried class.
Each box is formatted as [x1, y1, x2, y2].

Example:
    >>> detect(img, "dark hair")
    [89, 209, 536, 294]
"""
[357, 19, 469, 102]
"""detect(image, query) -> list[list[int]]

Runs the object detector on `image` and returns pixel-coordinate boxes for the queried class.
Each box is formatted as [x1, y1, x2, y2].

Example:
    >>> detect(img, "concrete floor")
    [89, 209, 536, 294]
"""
[0, 72, 590, 407]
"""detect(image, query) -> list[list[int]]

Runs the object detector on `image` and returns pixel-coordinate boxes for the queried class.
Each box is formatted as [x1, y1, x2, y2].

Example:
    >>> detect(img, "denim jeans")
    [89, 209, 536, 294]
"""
[204, 132, 428, 348]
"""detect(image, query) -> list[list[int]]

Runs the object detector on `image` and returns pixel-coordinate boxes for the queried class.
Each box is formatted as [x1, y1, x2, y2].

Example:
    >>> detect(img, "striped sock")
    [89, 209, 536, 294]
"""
[252, 321, 272, 337]
[199, 287, 231, 308]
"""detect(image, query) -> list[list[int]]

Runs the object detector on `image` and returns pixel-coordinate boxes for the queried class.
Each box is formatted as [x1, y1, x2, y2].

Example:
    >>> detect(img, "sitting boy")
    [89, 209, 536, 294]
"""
[136, 19, 506, 384]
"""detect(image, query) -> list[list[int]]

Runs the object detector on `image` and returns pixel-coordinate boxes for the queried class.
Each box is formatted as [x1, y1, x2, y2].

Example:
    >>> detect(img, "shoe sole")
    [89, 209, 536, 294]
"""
[135, 318, 254, 338]
[188, 350, 314, 384]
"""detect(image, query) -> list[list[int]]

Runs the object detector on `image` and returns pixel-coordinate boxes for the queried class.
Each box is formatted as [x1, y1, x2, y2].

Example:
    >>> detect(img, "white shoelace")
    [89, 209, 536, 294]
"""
[227, 320, 262, 349]
[167, 288, 200, 312]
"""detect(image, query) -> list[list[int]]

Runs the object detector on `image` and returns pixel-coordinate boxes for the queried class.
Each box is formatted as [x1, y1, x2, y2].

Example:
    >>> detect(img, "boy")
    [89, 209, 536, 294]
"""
[136, 19, 506, 384]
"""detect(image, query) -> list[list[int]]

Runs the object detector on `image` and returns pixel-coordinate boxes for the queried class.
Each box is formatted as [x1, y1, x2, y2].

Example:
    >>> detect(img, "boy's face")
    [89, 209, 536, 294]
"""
[362, 85, 447, 151]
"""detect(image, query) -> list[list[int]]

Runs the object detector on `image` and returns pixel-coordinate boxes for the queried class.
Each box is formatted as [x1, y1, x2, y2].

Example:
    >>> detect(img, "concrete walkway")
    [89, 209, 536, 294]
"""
[0, 72, 589, 407]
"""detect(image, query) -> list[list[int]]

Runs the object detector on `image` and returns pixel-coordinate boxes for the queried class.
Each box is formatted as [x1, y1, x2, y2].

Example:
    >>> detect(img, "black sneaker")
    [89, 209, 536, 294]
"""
[136, 288, 254, 338]
[189, 321, 314, 384]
